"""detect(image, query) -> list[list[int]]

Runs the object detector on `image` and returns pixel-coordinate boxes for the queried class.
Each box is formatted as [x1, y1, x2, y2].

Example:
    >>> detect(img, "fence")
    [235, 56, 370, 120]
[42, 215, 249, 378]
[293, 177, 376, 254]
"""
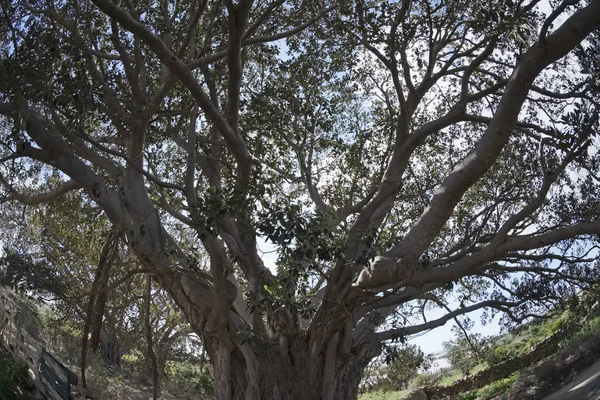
[0, 288, 78, 400]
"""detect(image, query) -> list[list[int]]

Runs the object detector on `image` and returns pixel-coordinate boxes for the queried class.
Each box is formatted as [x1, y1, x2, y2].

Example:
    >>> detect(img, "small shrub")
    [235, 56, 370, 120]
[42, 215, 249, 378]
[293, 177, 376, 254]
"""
[476, 372, 520, 399]
[365, 344, 433, 392]
[0, 350, 31, 400]
[566, 316, 600, 345]
[166, 360, 214, 395]
[457, 392, 478, 400]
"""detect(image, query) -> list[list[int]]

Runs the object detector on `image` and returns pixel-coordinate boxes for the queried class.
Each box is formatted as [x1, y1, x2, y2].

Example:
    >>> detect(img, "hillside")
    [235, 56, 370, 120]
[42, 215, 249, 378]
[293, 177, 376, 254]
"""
[3, 286, 600, 400]
[0, 287, 214, 400]
[360, 292, 600, 400]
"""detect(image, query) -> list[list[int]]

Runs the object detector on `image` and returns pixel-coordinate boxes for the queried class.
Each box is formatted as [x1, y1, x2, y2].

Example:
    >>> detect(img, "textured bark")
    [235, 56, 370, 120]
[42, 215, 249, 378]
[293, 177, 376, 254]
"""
[201, 334, 374, 400]
[159, 274, 378, 400]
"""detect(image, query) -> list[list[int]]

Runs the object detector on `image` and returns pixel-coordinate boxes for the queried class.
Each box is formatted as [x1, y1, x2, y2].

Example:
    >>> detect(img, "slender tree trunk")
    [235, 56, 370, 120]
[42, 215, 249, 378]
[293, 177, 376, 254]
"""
[144, 275, 160, 399]
[81, 229, 119, 387]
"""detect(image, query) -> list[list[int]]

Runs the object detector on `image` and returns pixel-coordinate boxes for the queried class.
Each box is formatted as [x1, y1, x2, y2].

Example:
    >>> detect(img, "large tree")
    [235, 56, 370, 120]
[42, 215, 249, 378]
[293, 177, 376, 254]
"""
[1, 0, 600, 398]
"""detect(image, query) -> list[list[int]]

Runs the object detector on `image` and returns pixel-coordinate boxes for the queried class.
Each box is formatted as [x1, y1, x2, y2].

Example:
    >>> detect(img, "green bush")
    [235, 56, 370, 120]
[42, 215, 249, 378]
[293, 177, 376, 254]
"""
[457, 392, 478, 400]
[485, 315, 567, 366]
[476, 372, 520, 399]
[365, 344, 434, 392]
[0, 350, 30, 400]
[166, 360, 214, 395]
[566, 316, 600, 345]
[443, 333, 490, 375]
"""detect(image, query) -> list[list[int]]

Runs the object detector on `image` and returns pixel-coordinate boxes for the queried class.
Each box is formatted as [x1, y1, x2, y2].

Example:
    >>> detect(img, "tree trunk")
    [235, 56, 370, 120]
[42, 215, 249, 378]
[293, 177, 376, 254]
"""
[151, 268, 378, 400]
[202, 334, 377, 400]
[144, 275, 160, 400]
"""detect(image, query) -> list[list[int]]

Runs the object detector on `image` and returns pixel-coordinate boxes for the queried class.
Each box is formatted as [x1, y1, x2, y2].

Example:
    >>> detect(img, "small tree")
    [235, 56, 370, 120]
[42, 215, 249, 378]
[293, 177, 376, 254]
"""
[443, 331, 489, 376]
[365, 344, 434, 391]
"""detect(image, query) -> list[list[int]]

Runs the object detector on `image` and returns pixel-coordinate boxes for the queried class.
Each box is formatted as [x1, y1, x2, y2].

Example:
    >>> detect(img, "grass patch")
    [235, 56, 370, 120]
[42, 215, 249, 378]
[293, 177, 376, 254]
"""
[486, 314, 567, 365]
[457, 372, 521, 400]
[438, 369, 464, 386]
[359, 390, 408, 400]
[438, 363, 490, 387]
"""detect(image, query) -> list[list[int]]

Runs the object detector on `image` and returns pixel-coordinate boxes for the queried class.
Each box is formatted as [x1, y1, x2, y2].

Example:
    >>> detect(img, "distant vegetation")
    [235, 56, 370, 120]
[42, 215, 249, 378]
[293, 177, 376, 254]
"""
[456, 372, 521, 400]
[0, 288, 215, 400]
[360, 287, 600, 400]
[37, 306, 216, 399]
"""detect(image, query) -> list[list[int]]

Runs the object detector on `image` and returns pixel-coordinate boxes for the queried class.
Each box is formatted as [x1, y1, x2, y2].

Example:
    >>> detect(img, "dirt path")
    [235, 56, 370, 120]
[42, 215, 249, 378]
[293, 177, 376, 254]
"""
[543, 359, 600, 400]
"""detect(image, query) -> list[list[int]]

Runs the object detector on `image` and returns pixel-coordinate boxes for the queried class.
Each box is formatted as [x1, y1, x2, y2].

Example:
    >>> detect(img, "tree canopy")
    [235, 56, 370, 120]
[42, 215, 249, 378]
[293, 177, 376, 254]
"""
[1, 0, 600, 399]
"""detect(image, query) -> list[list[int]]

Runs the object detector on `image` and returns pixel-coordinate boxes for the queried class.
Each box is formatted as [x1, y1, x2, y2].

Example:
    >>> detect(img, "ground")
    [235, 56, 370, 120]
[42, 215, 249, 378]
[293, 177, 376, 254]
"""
[544, 359, 600, 400]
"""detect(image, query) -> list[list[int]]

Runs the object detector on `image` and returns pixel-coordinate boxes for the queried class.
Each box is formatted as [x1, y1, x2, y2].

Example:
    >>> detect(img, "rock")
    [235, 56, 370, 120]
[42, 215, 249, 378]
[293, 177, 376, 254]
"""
[404, 389, 428, 400]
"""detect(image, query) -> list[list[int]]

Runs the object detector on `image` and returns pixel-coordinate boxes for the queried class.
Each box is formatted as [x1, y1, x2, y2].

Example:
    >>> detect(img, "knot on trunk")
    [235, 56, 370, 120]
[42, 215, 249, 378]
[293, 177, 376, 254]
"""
[353, 256, 411, 291]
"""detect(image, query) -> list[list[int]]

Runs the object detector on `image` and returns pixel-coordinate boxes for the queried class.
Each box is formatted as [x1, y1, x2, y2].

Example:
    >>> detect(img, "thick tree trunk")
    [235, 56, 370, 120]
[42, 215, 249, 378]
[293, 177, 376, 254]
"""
[150, 267, 378, 400]
[202, 334, 376, 400]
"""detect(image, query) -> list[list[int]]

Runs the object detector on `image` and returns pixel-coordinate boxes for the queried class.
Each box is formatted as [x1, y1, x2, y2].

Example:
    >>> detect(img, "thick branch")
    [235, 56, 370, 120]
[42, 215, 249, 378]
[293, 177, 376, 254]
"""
[385, 0, 600, 265]
[189, 5, 336, 69]
[90, 0, 251, 168]
[0, 103, 130, 227]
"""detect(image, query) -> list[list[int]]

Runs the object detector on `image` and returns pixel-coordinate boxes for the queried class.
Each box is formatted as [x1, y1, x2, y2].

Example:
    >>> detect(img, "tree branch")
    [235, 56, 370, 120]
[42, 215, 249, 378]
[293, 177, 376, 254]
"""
[90, 0, 251, 168]
[373, 300, 520, 342]
[385, 0, 600, 265]
[0, 177, 82, 205]
[0, 103, 130, 227]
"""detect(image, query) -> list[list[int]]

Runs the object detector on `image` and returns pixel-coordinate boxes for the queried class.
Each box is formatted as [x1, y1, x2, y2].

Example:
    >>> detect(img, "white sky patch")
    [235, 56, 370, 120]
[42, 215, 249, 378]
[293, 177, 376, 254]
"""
[256, 236, 279, 273]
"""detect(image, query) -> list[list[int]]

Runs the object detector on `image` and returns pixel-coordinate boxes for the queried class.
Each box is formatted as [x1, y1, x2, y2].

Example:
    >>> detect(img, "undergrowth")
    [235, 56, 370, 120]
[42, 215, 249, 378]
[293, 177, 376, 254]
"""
[0, 349, 31, 400]
[457, 372, 521, 400]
